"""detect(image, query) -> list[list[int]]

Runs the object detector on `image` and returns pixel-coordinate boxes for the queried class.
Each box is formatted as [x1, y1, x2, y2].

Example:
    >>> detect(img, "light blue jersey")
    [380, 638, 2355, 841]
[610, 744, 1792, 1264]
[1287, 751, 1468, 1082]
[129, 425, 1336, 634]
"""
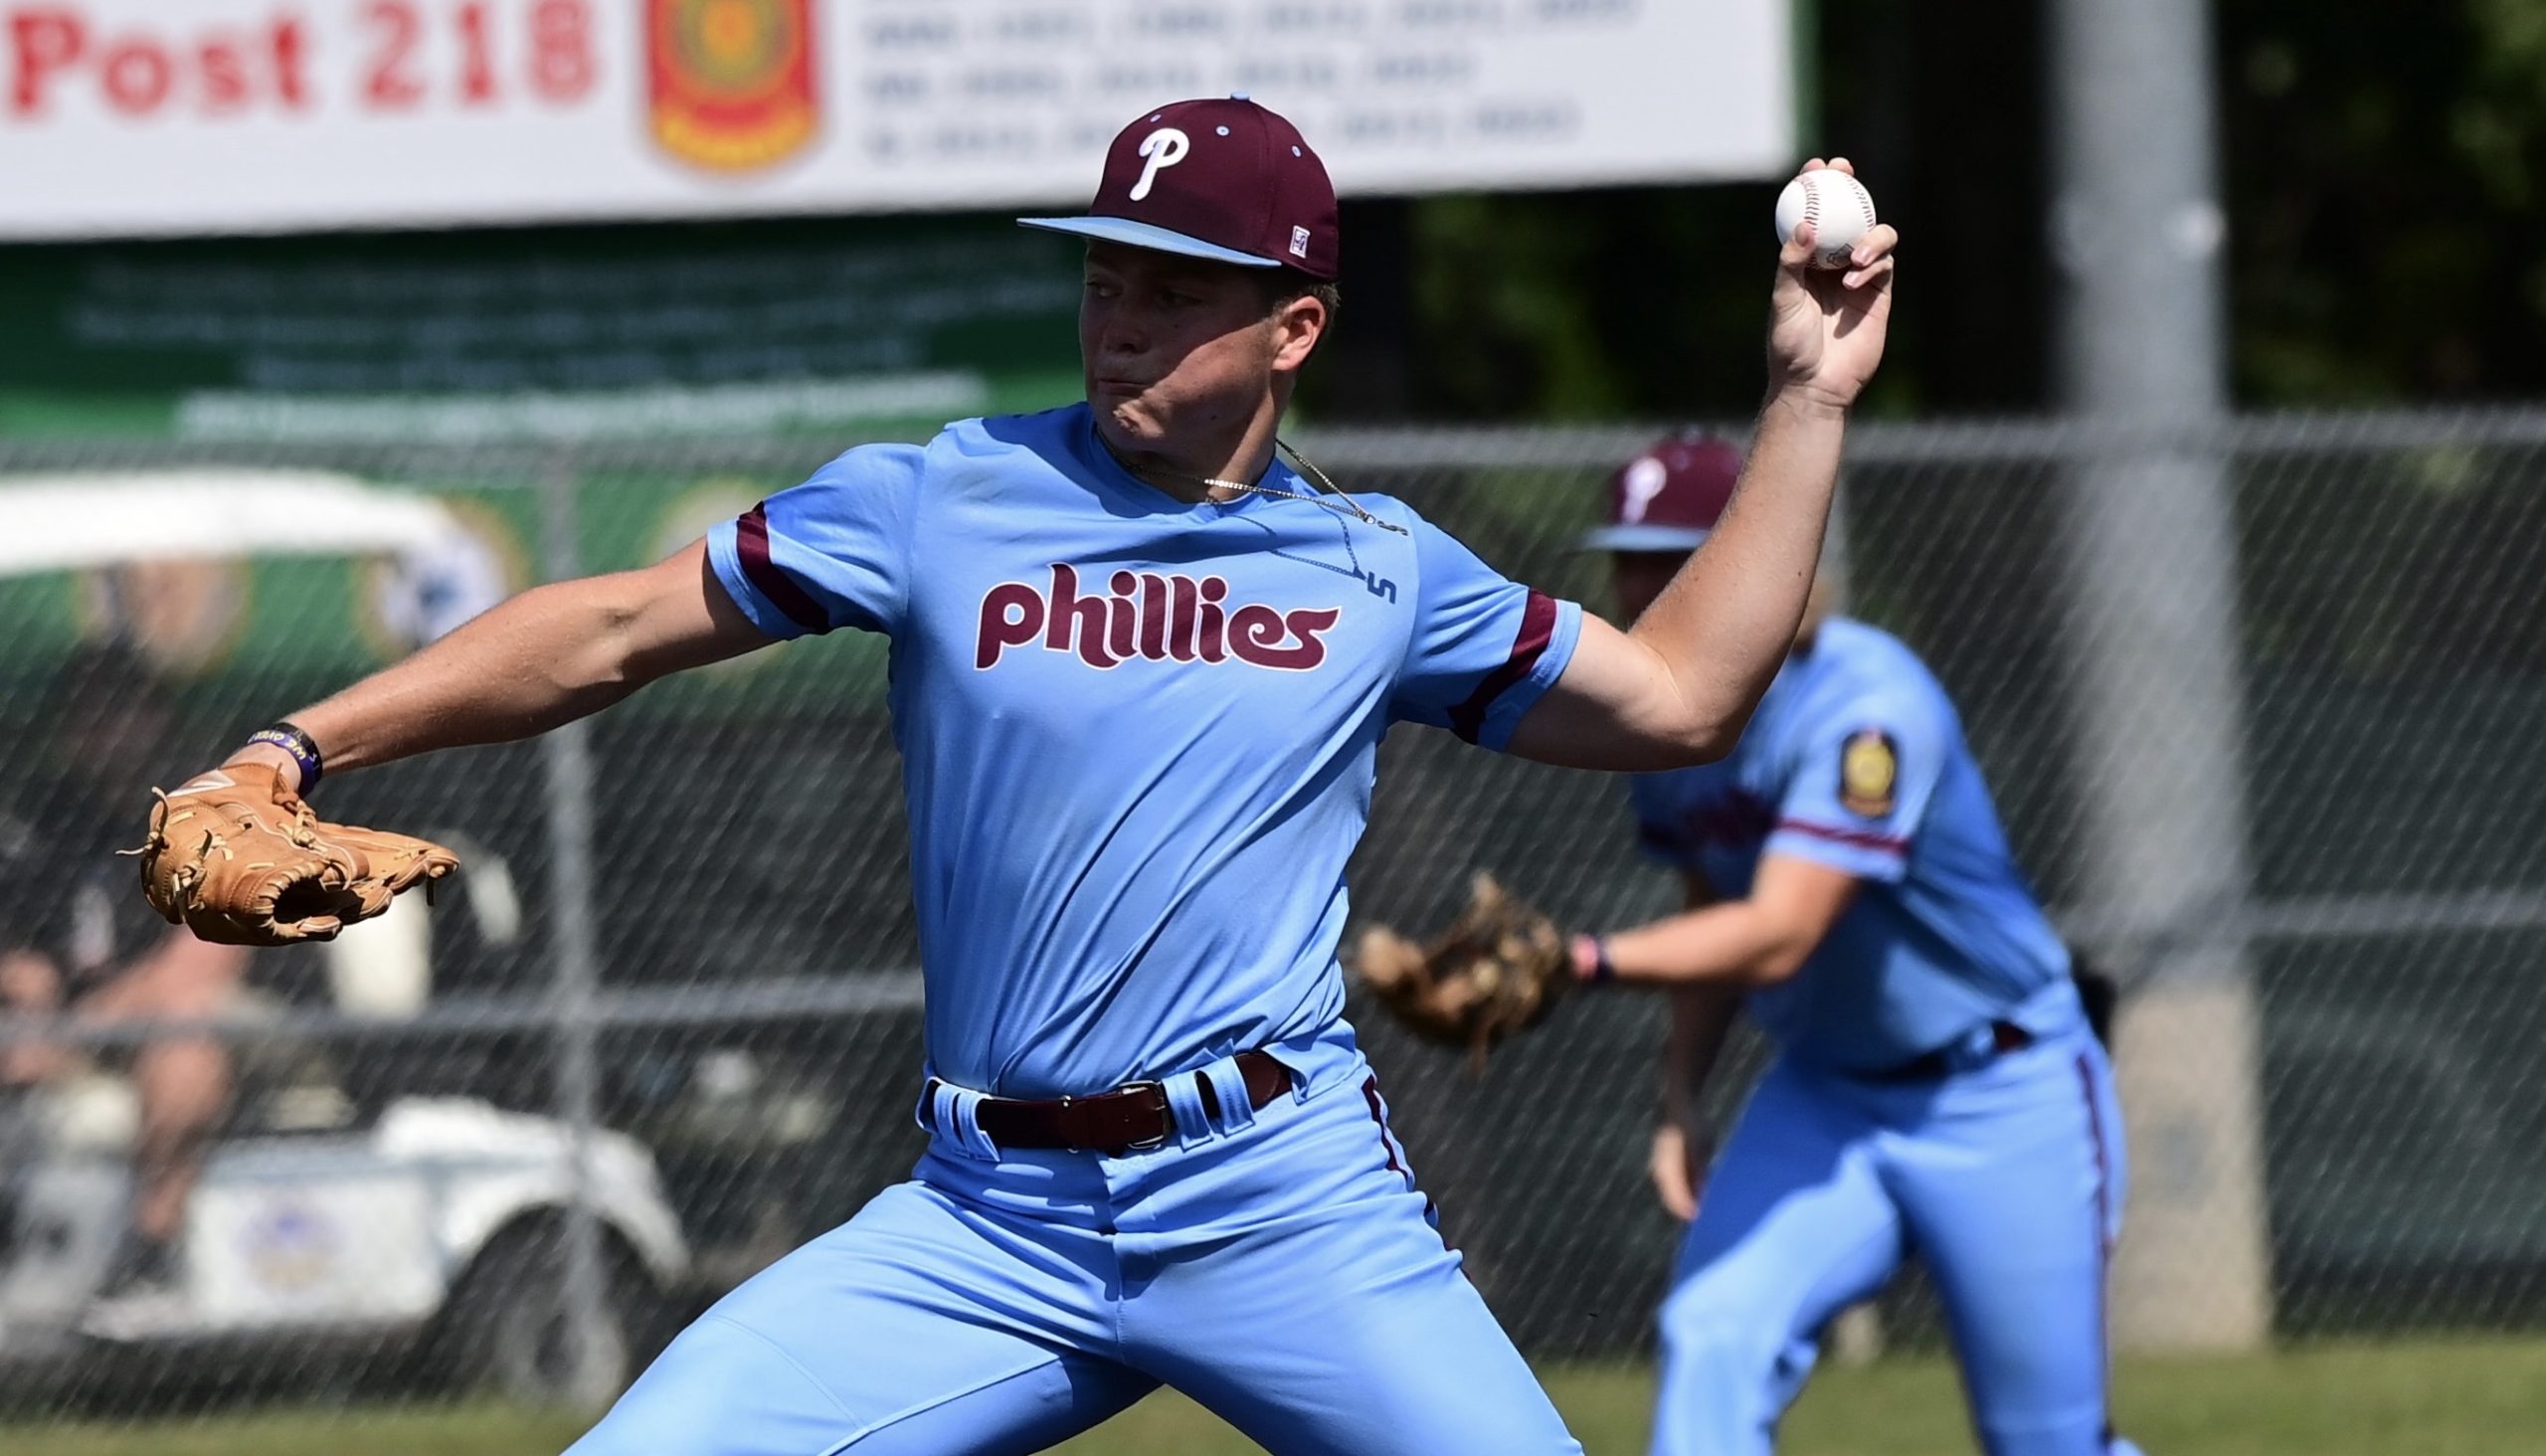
[705, 403, 1580, 1097]
[1631, 617, 2076, 1074]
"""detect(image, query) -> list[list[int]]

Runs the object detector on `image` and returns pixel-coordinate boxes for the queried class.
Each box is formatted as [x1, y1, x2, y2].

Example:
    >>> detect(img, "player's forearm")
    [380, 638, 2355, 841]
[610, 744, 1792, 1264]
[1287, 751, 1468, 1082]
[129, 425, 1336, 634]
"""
[1602, 900, 1817, 991]
[1627, 389, 1846, 755]
[1660, 986, 1740, 1129]
[240, 574, 668, 783]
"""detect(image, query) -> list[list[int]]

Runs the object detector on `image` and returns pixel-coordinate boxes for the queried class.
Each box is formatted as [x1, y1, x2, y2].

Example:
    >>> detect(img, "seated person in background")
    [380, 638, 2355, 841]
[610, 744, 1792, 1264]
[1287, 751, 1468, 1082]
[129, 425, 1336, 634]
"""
[0, 644, 251, 1322]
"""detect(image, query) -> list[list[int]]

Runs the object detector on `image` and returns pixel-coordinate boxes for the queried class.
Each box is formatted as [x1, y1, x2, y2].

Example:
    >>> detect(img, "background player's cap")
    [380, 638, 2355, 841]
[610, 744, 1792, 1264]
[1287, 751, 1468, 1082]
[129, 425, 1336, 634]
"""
[1579, 432, 1745, 552]
[1019, 96, 1341, 281]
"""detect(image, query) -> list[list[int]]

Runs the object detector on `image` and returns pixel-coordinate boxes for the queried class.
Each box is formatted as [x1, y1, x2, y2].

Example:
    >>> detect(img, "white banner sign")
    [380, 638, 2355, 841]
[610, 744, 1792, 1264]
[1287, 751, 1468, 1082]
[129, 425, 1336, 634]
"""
[0, 0, 1795, 240]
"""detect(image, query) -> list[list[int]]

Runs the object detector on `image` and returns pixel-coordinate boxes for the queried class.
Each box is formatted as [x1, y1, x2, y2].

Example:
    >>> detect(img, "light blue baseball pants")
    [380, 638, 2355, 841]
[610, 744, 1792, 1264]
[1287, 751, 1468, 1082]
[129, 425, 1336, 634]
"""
[1651, 1029, 2138, 1456]
[568, 1051, 1581, 1455]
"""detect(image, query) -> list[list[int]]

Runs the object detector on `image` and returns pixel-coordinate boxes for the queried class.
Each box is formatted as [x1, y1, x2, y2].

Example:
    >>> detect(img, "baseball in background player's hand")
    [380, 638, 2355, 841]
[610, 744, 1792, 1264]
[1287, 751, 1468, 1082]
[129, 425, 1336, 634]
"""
[1765, 158, 1899, 414]
[1649, 1120, 1714, 1222]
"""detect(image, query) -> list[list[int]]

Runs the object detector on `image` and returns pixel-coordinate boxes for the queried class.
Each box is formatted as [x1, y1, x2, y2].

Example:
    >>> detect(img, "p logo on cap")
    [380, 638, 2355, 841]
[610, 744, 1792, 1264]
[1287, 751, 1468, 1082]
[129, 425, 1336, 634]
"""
[1620, 457, 1671, 524]
[1016, 96, 1342, 281]
[1579, 433, 1745, 554]
[1130, 128, 1191, 202]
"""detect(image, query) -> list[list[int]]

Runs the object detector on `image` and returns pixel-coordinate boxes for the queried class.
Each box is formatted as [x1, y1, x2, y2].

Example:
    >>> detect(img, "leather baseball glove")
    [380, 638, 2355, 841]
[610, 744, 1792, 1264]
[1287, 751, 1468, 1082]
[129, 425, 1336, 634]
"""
[129, 764, 458, 947]
[1353, 873, 1570, 1069]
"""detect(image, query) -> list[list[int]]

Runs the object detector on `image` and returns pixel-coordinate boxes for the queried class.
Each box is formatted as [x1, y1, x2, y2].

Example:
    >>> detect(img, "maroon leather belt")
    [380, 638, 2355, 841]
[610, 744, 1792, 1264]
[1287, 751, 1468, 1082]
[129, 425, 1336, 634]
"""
[923, 1049, 1294, 1155]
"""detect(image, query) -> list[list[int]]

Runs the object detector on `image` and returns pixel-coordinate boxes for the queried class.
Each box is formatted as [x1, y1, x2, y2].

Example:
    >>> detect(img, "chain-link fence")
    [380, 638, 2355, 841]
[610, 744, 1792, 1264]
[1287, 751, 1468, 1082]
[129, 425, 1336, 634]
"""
[0, 409, 2541, 1421]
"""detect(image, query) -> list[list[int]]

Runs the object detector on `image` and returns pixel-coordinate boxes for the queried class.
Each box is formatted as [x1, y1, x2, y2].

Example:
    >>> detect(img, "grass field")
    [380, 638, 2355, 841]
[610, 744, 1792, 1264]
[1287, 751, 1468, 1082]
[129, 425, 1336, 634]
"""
[8, 1339, 2544, 1454]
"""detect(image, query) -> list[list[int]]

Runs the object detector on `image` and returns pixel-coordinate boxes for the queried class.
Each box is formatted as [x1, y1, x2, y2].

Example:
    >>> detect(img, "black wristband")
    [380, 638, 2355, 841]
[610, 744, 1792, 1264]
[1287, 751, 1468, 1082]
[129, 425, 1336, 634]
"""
[242, 721, 324, 793]
[1572, 933, 1616, 986]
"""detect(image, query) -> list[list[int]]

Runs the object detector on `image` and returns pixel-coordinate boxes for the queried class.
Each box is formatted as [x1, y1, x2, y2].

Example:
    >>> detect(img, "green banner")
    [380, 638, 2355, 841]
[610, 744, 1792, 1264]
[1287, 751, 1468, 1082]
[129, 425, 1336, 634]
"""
[0, 213, 1085, 440]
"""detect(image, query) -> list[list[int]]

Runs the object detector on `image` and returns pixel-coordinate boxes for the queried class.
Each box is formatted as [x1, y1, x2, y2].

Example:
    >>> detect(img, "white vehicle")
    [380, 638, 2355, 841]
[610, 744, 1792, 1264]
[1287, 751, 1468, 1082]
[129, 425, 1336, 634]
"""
[0, 1090, 683, 1401]
[0, 471, 689, 1402]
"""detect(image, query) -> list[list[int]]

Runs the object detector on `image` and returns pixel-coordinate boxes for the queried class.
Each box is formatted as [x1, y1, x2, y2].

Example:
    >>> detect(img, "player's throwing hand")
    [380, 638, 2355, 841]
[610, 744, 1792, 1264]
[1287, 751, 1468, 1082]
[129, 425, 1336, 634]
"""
[1766, 159, 1899, 415]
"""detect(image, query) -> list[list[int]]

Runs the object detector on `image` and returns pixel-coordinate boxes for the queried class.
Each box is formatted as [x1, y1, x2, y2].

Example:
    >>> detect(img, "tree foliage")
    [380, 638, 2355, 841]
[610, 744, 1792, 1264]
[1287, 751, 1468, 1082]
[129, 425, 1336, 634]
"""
[1307, 1, 2546, 422]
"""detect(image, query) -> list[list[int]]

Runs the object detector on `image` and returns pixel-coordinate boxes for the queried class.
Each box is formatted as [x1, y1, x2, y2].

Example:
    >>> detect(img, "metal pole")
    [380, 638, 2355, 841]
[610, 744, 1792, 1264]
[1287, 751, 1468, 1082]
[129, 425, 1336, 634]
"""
[538, 458, 619, 1407]
[2048, 0, 2273, 1350]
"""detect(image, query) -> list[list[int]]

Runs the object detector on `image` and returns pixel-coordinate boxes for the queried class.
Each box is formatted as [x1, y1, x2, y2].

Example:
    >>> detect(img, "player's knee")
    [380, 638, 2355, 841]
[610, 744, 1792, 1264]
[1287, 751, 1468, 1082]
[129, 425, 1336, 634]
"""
[1652, 1306, 1802, 1456]
[1656, 1301, 1784, 1383]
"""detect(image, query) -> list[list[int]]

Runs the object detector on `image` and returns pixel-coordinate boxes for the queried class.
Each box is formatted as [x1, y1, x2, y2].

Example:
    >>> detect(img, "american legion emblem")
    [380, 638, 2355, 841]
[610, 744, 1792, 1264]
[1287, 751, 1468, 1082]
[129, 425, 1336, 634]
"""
[648, 0, 818, 172]
[1838, 727, 1901, 819]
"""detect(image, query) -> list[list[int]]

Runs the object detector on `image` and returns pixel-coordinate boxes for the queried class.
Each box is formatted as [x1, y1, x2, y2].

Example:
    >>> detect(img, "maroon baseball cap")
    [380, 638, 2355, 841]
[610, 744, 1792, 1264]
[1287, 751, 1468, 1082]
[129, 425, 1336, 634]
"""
[1580, 432, 1745, 552]
[1019, 96, 1340, 280]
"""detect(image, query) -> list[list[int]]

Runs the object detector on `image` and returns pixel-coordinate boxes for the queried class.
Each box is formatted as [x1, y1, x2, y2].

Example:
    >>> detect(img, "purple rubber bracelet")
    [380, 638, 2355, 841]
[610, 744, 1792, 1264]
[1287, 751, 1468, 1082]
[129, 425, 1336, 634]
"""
[243, 722, 323, 793]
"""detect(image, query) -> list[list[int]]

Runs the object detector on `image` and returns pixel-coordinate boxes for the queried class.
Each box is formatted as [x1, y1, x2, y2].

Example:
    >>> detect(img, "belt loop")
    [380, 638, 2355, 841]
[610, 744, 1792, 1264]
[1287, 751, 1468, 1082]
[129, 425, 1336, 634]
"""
[931, 1081, 1001, 1163]
[1198, 1057, 1258, 1137]
[928, 1083, 968, 1155]
[1161, 1069, 1216, 1150]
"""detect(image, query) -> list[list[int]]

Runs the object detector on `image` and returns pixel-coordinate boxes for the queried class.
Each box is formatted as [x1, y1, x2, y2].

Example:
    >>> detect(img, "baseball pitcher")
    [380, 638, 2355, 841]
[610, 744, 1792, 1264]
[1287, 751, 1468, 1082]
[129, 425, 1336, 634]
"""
[132, 99, 1897, 1454]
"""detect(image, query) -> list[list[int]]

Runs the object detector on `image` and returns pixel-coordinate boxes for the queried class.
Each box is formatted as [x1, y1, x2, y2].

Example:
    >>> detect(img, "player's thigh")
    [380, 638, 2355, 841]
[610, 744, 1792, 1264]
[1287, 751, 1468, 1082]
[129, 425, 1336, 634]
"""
[1649, 1065, 1904, 1456]
[1665, 1063, 1905, 1354]
[1130, 1079, 1581, 1456]
[571, 1312, 1153, 1456]
[1175, 1243, 1582, 1456]
[569, 1180, 1154, 1456]
[1888, 1041, 2124, 1456]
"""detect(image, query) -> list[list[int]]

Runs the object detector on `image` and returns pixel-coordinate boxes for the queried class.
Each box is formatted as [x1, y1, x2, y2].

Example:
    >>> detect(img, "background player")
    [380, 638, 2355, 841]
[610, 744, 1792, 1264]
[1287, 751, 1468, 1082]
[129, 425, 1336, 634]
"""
[150, 99, 1895, 1453]
[1567, 435, 2139, 1456]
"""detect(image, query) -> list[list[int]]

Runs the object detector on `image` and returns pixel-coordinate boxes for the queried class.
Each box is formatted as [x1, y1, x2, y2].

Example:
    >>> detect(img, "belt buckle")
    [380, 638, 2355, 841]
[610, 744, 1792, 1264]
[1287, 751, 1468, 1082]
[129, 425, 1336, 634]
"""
[1117, 1080, 1172, 1151]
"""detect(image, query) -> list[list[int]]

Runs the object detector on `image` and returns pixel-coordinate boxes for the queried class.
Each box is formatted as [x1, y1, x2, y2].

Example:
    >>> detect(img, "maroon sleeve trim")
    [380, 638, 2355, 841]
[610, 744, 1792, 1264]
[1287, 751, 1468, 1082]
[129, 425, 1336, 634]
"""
[1774, 818, 1910, 855]
[736, 504, 831, 635]
[1446, 590, 1558, 744]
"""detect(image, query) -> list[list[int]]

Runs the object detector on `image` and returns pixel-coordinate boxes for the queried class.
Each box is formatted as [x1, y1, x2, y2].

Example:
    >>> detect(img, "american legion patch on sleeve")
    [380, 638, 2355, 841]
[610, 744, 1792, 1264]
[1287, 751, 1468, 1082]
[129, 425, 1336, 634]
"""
[1838, 727, 1901, 819]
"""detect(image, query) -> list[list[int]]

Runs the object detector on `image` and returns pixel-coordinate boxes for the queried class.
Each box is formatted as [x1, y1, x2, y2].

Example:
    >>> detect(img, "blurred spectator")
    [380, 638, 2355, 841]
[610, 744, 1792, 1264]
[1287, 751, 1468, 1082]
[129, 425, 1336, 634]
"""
[0, 645, 251, 1323]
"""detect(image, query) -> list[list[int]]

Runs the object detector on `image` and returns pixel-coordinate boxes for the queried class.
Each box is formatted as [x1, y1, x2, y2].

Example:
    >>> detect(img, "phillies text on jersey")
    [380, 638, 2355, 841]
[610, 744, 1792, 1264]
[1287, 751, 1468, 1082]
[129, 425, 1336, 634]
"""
[976, 564, 1342, 672]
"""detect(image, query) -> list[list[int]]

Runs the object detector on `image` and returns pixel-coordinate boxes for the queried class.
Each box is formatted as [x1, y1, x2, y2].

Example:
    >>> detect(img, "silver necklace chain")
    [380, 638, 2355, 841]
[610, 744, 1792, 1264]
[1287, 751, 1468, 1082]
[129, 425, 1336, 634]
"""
[1139, 438, 1410, 537]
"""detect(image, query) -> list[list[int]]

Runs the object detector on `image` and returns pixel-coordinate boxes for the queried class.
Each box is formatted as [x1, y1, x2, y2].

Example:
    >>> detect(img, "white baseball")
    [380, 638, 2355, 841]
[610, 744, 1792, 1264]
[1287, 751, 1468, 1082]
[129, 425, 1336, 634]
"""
[1775, 170, 1879, 271]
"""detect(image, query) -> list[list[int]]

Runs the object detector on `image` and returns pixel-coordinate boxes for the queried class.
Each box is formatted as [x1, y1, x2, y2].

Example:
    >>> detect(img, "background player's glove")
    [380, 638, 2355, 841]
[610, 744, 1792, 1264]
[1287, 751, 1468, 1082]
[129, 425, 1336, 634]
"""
[129, 763, 458, 947]
[1352, 873, 1570, 1069]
